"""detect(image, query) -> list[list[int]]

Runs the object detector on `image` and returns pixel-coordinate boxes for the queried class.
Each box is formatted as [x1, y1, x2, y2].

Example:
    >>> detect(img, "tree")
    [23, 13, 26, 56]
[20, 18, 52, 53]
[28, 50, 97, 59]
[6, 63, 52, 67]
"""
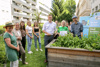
[64, 0, 76, 16]
[34, 10, 42, 23]
[51, 0, 76, 22]
[51, 0, 65, 22]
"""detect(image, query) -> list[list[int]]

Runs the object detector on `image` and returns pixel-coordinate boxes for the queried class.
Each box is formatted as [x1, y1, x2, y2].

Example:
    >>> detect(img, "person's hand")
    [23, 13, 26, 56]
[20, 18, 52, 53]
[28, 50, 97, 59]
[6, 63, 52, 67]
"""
[16, 46, 20, 52]
[37, 36, 39, 38]
[47, 33, 51, 36]
[30, 36, 33, 39]
[17, 37, 21, 40]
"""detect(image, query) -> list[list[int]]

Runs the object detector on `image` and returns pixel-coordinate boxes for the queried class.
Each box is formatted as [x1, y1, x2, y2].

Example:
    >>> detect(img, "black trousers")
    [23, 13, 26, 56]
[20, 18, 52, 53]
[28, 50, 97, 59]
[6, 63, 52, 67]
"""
[19, 36, 26, 58]
[44, 35, 54, 61]
[21, 36, 26, 50]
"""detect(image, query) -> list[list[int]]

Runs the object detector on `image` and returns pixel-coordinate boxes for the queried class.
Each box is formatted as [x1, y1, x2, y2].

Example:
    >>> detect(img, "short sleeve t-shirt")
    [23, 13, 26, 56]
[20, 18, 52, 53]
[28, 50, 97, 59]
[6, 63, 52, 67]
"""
[58, 26, 69, 33]
[3, 32, 18, 61]
[26, 25, 32, 33]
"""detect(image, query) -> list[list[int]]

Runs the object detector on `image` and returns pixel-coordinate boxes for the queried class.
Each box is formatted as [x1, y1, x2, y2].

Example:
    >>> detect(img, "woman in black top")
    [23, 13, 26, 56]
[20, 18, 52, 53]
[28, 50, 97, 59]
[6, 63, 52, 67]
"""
[33, 22, 43, 51]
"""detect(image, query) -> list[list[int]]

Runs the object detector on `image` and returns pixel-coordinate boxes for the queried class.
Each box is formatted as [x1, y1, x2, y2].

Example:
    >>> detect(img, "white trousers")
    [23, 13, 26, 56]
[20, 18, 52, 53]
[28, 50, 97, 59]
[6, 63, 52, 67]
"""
[10, 60, 19, 67]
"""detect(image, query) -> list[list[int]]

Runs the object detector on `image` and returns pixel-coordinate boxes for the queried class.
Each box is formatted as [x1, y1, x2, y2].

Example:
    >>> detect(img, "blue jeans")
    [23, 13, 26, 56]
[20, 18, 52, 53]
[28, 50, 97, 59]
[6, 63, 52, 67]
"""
[26, 33, 32, 52]
[34, 33, 41, 49]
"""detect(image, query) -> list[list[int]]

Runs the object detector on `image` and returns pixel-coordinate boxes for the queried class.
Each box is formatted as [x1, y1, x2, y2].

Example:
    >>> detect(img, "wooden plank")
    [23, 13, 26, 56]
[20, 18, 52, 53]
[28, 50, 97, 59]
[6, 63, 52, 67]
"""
[48, 53, 100, 66]
[48, 48, 100, 57]
[48, 61, 97, 67]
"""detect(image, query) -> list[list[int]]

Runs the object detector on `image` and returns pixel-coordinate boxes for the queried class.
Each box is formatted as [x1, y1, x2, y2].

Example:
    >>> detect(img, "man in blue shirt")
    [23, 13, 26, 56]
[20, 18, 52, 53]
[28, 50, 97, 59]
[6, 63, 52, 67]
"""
[71, 16, 83, 38]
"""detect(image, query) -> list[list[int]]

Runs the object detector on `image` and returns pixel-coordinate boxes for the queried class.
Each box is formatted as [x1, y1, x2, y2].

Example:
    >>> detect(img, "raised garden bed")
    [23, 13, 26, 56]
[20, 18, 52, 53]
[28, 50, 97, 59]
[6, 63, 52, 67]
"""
[46, 39, 100, 67]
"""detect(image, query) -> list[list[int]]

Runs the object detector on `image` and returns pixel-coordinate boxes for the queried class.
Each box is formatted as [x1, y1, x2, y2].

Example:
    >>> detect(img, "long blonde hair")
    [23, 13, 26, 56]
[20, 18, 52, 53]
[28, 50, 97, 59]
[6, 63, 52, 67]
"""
[27, 21, 31, 26]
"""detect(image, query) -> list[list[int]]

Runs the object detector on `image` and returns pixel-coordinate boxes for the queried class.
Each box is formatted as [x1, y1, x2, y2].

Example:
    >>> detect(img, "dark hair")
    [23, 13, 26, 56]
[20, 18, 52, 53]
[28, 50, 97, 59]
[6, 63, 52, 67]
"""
[20, 21, 25, 30]
[34, 22, 39, 27]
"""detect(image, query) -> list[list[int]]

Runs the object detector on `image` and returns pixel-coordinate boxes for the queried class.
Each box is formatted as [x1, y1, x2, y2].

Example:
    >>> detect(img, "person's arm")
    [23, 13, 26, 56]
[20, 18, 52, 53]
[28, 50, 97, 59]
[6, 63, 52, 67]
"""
[33, 27, 39, 38]
[39, 29, 40, 35]
[12, 30, 21, 40]
[26, 29, 31, 38]
[71, 24, 73, 35]
[42, 30, 51, 35]
[19, 31, 22, 40]
[5, 38, 19, 51]
[80, 24, 83, 37]
[42, 23, 51, 36]
[54, 23, 57, 33]
[68, 26, 70, 31]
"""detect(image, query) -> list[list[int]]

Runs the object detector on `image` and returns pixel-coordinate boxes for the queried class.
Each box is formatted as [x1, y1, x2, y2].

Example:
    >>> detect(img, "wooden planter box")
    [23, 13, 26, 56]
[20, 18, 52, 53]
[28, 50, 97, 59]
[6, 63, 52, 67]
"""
[45, 39, 100, 67]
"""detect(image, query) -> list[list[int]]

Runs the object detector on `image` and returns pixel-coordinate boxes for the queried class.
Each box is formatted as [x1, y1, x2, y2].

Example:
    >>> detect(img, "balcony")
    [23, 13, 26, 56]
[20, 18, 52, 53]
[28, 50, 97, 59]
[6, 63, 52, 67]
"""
[13, 0, 31, 8]
[31, 6, 36, 10]
[12, 4, 22, 11]
[26, 0, 36, 5]
[23, 8, 32, 13]
[13, 12, 23, 17]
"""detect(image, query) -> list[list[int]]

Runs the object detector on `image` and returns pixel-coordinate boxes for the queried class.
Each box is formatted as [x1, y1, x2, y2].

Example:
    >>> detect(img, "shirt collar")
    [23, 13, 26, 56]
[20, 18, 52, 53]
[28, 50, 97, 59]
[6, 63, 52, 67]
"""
[48, 21, 53, 24]
[73, 22, 79, 25]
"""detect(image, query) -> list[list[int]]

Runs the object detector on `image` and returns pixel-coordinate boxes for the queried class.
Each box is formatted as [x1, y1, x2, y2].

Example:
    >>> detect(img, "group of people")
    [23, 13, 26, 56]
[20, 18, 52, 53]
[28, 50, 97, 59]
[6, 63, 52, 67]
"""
[42, 15, 83, 62]
[3, 21, 43, 67]
[3, 14, 83, 67]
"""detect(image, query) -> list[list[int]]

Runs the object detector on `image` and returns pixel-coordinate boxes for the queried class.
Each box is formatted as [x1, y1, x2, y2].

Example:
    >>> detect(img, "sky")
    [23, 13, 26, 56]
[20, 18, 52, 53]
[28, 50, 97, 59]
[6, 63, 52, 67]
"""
[75, 0, 79, 7]
[40, 0, 79, 8]
[38, 0, 52, 8]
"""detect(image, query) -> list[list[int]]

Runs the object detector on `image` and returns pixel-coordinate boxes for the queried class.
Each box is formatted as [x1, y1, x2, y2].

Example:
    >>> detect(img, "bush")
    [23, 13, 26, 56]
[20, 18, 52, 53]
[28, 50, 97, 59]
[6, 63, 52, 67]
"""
[0, 36, 6, 65]
[0, 25, 5, 34]
[0, 29, 5, 35]
[51, 34, 100, 51]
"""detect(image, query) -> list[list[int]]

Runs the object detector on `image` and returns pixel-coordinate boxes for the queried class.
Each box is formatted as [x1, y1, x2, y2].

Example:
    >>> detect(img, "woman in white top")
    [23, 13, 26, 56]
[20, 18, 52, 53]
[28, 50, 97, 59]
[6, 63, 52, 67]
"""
[26, 21, 33, 54]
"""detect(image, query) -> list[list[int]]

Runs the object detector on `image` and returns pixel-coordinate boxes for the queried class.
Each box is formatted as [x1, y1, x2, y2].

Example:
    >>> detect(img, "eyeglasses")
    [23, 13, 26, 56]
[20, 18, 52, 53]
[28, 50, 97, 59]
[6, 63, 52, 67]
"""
[7, 26, 13, 29]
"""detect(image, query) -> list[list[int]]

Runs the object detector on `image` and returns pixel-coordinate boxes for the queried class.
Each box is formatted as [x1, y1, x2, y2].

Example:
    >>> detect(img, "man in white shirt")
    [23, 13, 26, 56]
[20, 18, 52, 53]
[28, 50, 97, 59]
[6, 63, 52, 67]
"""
[42, 14, 57, 62]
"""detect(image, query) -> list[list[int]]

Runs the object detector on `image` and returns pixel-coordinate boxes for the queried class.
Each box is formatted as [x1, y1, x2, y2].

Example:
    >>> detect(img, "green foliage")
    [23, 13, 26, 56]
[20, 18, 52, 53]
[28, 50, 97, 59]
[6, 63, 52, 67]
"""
[52, 34, 100, 51]
[64, 0, 76, 16]
[0, 25, 5, 34]
[34, 10, 42, 23]
[51, 0, 76, 22]
[0, 36, 6, 65]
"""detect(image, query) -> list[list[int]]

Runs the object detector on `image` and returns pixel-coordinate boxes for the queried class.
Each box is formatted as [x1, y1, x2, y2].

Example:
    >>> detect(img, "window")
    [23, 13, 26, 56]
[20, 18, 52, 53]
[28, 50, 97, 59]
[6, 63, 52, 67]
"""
[95, 6, 98, 11]
[2, 10, 4, 12]
[99, 4, 100, 9]
[92, 8, 94, 12]
[92, 0, 94, 3]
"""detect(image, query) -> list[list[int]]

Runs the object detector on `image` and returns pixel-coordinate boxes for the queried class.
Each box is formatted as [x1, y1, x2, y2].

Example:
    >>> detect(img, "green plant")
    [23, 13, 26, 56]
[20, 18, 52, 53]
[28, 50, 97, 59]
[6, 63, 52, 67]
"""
[34, 10, 42, 23]
[0, 25, 5, 34]
[0, 36, 6, 65]
[52, 34, 100, 51]
[51, 0, 76, 22]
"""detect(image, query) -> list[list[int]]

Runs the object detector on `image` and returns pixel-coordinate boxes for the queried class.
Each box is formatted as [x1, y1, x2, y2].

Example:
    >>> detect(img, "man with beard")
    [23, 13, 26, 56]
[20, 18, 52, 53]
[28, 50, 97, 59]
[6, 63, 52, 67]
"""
[71, 16, 83, 38]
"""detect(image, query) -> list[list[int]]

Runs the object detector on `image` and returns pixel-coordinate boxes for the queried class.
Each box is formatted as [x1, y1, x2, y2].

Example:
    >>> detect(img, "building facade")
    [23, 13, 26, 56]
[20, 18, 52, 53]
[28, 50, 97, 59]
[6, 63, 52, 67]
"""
[36, 0, 51, 23]
[0, 0, 12, 25]
[12, 0, 37, 23]
[76, 0, 91, 20]
[91, 0, 100, 13]
[0, 0, 37, 25]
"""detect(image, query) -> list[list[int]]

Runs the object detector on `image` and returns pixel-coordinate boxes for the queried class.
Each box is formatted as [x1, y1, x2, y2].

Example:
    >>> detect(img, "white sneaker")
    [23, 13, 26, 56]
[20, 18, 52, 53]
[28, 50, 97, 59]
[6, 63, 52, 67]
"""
[30, 51, 33, 53]
[19, 58, 22, 61]
[40, 49, 43, 51]
[28, 51, 33, 54]
[36, 49, 38, 51]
